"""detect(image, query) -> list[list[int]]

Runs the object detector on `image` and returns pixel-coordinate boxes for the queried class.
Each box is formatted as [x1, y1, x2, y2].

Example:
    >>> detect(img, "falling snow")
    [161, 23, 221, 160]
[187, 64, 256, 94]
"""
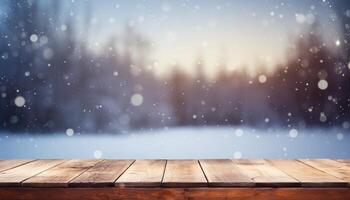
[14, 96, 25, 107]
[130, 93, 143, 106]
[289, 129, 298, 138]
[258, 74, 267, 83]
[93, 150, 103, 158]
[29, 34, 38, 43]
[66, 128, 74, 136]
[318, 79, 328, 90]
[0, 1, 348, 158]
[320, 112, 327, 123]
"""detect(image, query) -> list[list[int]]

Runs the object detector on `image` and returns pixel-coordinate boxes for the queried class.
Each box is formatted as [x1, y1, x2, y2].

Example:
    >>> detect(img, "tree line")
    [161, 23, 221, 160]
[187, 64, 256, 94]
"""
[0, 0, 349, 133]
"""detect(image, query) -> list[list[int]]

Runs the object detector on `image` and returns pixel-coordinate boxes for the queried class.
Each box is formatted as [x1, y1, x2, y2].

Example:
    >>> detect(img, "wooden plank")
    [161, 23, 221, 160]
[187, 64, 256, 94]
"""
[269, 160, 347, 187]
[22, 160, 101, 187]
[0, 160, 63, 187]
[70, 160, 134, 187]
[162, 160, 207, 187]
[1, 188, 350, 200]
[0, 160, 34, 172]
[300, 159, 350, 183]
[115, 160, 166, 187]
[199, 159, 253, 187]
[232, 159, 299, 187]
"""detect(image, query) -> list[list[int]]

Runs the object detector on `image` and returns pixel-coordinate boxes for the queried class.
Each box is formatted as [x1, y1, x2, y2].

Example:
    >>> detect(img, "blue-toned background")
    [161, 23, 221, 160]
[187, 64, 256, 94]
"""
[0, 0, 349, 158]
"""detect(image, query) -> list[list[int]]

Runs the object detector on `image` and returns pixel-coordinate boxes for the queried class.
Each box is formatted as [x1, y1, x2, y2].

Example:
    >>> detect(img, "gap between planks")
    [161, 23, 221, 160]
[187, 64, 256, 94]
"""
[0, 159, 349, 188]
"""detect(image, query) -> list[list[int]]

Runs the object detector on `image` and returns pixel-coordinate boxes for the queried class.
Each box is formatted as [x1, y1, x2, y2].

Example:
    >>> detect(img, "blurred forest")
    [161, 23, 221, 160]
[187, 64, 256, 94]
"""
[0, 0, 350, 133]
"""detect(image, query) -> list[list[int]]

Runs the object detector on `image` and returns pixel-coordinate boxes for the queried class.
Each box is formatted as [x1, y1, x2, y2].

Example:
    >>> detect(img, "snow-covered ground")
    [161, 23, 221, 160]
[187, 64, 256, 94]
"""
[0, 126, 348, 159]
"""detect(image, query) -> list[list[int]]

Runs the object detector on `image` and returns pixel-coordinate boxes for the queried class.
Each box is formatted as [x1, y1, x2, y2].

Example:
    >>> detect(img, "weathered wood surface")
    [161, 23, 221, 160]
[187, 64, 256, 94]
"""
[0, 160, 33, 173]
[70, 160, 133, 187]
[162, 160, 207, 187]
[22, 160, 101, 187]
[115, 160, 166, 187]
[0, 159, 349, 199]
[199, 159, 253, 187]
[300, 159, 350, 184]
[268, 159, 347, 187]
[233, 159, 299, 187]
[0, 160, 64, 187]
[0, 159, 349, 188]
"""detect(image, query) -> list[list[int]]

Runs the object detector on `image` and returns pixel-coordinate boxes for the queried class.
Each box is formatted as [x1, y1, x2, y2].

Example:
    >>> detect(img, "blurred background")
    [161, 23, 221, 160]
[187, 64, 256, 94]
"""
[0, 0, 350, 158]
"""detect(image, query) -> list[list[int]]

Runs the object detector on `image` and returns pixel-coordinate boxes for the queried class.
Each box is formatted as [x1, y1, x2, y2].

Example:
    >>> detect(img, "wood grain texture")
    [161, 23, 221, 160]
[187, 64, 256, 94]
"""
[22, 160, 101, 187]
[199, 159, 253, 187]
[269, 160, 347, 187]
[300, 159, 350, 184]
[70, 160, 134, 187]
[115, 160, 166, 187]
[0, 160, 34, 173]
[232, 159, 299, 187]
[1, 188, 350, 200]
[162, 160, 207, 187]
[0, 159, 349, 191]
[0, 160, 64, 187]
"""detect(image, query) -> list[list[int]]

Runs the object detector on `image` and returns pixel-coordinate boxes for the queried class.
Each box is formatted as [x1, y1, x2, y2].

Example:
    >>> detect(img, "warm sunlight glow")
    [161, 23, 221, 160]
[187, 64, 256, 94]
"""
[83, 0, 340, 77]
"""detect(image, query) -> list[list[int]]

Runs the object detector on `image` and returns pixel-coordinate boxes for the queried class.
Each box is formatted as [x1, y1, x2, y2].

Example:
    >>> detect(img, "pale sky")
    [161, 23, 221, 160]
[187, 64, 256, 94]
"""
[65, 0, 341, 77]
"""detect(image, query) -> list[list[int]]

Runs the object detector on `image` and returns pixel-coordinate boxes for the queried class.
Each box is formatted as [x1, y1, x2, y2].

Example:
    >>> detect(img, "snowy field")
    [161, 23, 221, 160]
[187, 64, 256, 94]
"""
[0, 126, 349, 159]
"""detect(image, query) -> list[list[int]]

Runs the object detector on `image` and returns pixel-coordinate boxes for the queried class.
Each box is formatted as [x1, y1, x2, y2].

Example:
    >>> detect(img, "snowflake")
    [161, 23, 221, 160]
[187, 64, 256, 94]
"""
[319, 112, 327, 122]
[130, 93, 143, 106]
[66, 128, 74, 136]
[93, 150, 103, 158]
[335, 39, 341, 46]
[289, 128, 298, 138]
[29, 34, 38, 43]
[258, 74, 267, 83]
[318, 79, 328, 90]
[14, 96, 25, 107]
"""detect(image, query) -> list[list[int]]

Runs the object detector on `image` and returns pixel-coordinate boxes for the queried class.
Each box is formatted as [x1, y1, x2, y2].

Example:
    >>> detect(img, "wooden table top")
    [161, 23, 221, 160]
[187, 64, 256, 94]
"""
[0, 159, 349, 188]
